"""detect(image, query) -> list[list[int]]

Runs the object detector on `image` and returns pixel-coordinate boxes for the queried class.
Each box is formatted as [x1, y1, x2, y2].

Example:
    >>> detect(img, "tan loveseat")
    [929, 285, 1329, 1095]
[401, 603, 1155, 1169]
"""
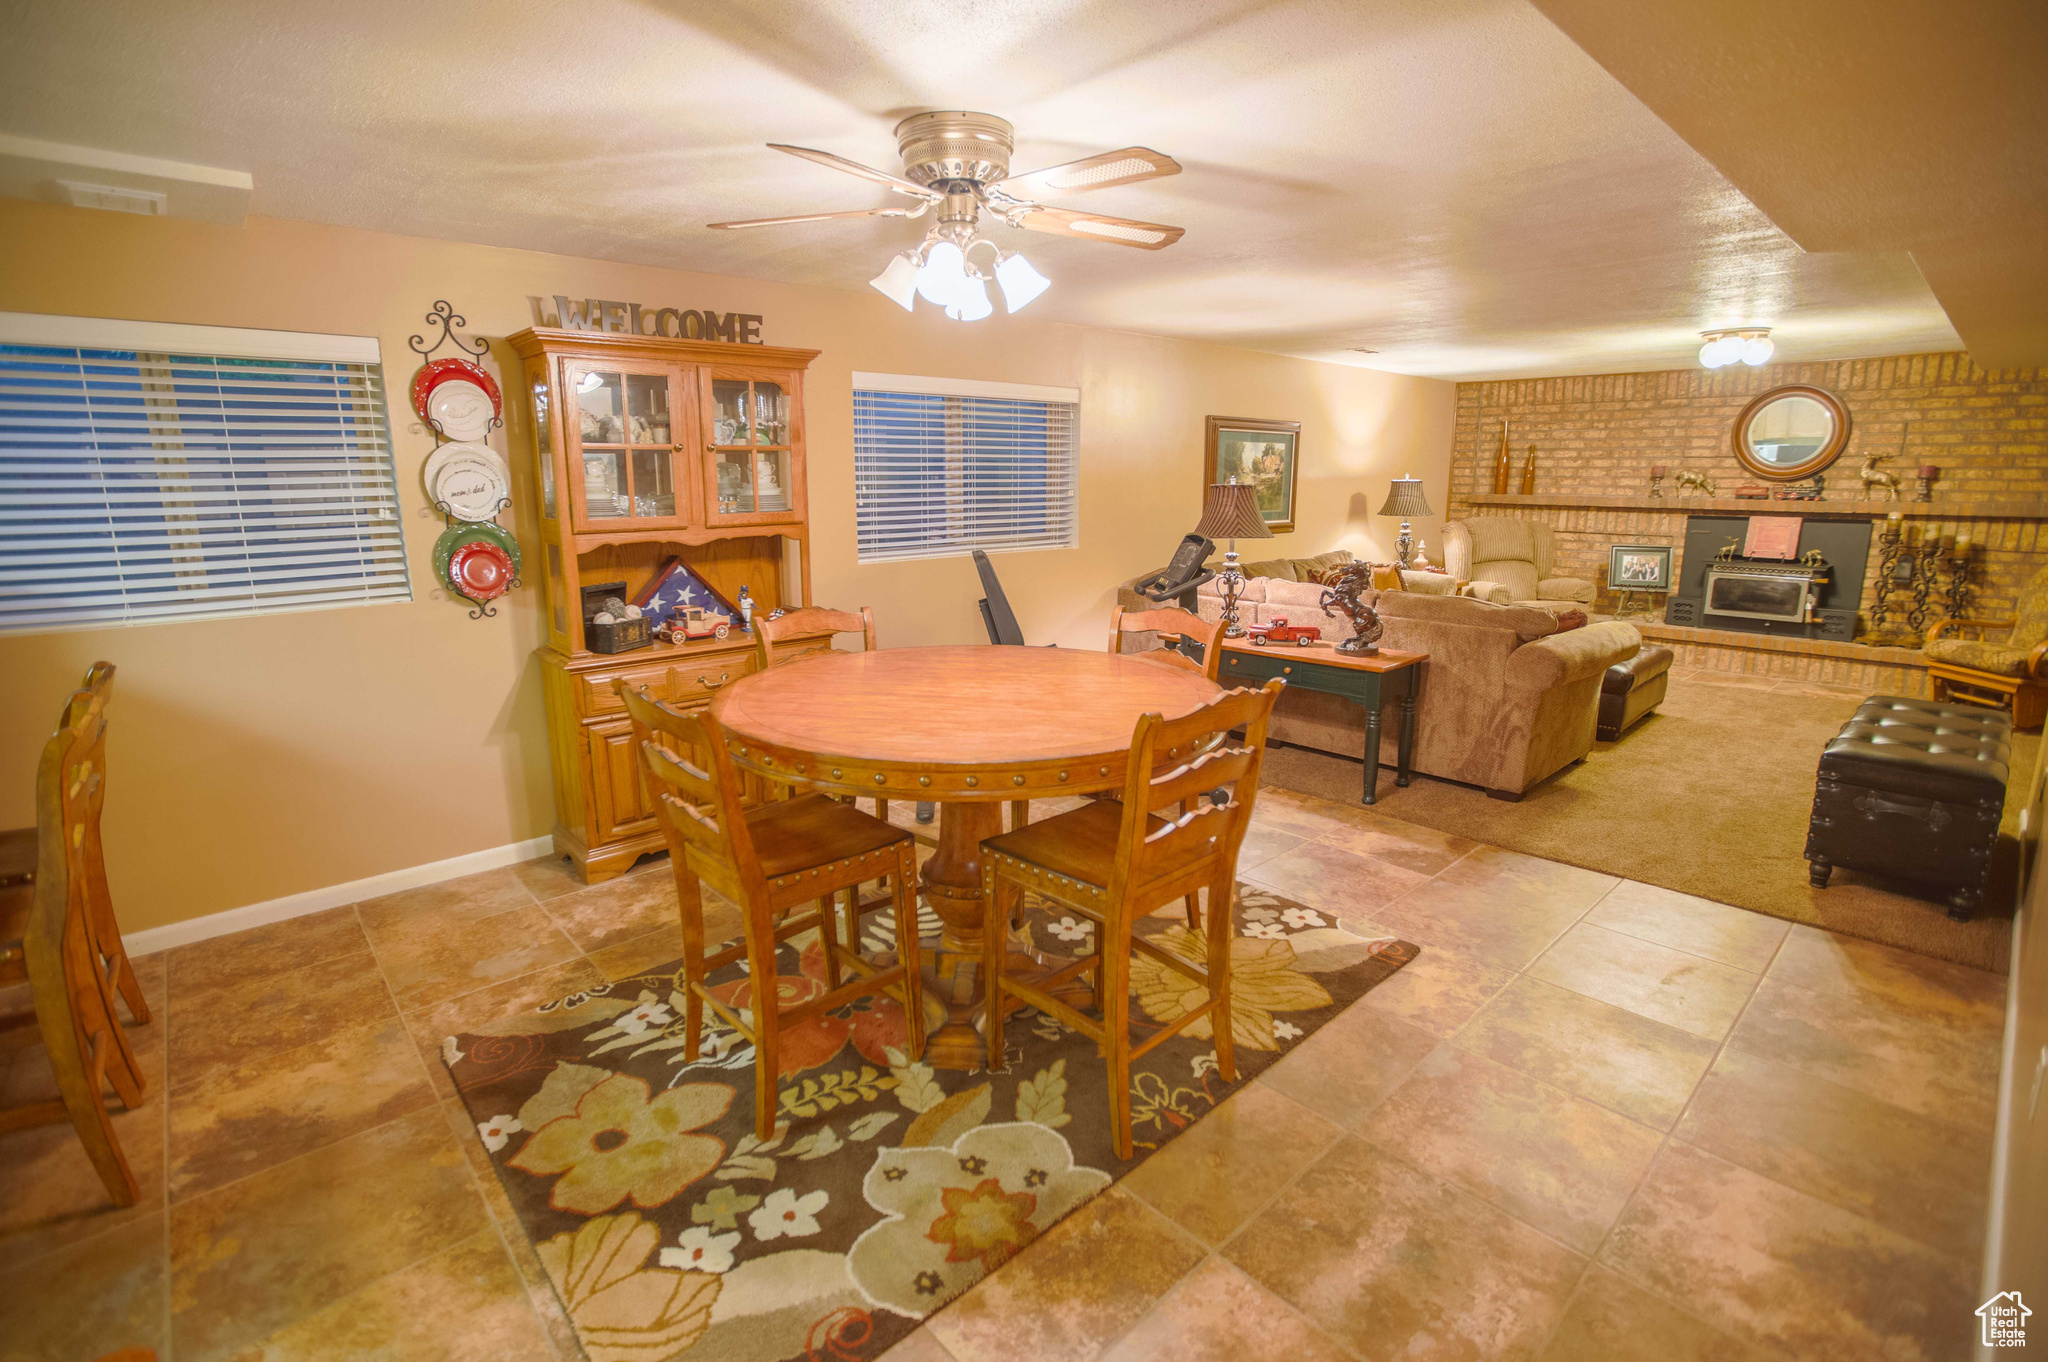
[1139, 574, 1638, 799]
[1442, 518, 1595, 616]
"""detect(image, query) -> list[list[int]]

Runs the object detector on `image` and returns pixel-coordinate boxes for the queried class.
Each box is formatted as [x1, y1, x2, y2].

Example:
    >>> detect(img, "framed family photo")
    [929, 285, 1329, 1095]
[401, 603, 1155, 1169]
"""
[1205, 415, 1300, 533]
[1609, 543, 1673, 592]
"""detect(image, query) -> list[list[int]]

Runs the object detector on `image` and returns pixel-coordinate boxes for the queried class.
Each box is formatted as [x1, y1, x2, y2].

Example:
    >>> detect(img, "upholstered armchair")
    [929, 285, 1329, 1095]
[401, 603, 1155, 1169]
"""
[1442, 519, 1595, 616]
[1923, 564, 2048, 730]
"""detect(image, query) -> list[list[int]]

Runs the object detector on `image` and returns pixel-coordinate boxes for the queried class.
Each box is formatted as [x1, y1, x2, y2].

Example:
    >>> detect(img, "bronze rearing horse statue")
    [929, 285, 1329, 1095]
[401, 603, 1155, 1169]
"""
[1318, 562, 1385, 655]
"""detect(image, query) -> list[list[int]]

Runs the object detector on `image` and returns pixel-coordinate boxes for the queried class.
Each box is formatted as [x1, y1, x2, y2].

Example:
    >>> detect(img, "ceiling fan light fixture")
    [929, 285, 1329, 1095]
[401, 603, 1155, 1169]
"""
[1699, 327, 1770, 369]
[946, 275, 994, 322]
[869, 251, 920, 311]
[994, 251, 1051, 312]
[915, 240, 967, 307]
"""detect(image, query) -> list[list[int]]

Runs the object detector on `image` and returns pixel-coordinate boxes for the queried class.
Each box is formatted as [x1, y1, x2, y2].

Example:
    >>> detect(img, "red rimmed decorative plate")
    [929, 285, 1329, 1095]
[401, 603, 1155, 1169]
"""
[411, 357, 502, 439]
[447, 539, 514, 602]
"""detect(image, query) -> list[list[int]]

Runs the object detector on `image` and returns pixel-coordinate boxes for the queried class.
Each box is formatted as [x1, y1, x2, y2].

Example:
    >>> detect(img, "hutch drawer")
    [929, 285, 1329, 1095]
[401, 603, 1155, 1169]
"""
[573, 649, 760, 718]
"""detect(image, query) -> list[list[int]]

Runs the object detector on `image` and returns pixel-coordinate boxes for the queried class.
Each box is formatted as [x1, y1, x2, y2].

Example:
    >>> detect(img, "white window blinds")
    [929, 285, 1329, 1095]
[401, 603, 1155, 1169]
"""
[852, 373, 1078, 564]
[0, 314, 408, 635]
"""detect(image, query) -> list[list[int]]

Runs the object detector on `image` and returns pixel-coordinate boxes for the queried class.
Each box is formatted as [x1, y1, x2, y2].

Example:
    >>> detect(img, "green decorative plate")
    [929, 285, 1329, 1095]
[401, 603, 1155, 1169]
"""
[433, 521, 522, 591]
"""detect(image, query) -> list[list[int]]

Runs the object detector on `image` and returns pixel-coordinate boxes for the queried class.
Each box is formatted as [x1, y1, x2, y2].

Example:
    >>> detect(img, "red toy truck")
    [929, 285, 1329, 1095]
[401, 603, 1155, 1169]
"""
[1246, 616, 1321, 647]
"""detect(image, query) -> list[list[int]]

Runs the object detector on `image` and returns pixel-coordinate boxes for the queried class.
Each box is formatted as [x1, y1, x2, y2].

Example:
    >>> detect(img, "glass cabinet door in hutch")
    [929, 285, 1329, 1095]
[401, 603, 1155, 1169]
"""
[563, 358, 694, 532]
[704, 368, 805, 526]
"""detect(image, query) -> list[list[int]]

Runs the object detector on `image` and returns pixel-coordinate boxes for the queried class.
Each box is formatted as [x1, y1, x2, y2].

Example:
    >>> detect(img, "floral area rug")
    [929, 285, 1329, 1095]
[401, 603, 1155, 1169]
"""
[443, 883, 1417, 1362]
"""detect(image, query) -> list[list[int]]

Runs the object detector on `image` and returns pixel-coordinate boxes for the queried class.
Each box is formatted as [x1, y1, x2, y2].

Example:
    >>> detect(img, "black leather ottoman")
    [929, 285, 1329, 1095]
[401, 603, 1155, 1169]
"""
[1804, 696, 2012, 919]
[1597, 645, 1673, 741]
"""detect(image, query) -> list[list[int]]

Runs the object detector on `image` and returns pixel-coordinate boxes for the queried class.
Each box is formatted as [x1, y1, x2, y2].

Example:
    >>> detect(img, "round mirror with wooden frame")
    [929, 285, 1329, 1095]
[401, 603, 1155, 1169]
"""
[1732, 384, 1851, 481]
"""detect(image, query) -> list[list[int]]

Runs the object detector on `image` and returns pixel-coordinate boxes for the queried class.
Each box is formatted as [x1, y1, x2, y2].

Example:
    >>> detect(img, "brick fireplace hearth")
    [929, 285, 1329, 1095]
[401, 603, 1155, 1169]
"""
[1445, 352, 2048, 695]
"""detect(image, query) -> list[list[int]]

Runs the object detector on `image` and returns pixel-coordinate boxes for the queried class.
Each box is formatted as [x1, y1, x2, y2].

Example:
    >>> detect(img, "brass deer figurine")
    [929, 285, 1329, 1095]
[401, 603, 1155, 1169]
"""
[1673, 468, 1717, 496]
[1858, 450, 1902, 501]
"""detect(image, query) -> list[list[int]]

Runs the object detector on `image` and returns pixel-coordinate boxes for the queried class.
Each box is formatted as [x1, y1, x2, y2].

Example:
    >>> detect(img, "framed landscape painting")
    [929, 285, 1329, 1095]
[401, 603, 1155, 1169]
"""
[1206, 415, 1300, 533]
[1609, 543, 1673, 592]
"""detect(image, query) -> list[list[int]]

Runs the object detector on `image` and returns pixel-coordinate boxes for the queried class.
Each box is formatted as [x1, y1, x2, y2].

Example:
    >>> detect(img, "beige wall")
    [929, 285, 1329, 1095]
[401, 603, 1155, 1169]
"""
[0, 198, 1454, 932]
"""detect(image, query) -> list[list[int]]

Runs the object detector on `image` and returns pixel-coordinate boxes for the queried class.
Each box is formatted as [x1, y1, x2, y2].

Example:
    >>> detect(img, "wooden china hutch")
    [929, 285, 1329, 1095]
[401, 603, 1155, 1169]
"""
[509, 328, 821, 882]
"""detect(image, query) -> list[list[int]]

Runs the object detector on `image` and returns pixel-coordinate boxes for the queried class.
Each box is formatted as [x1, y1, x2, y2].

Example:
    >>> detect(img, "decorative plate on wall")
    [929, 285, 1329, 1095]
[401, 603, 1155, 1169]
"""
[447, 539, 515, 602]
[423, 442, 511, 521]
[433, 523, 520, 602]
[411, 357, 503, 440]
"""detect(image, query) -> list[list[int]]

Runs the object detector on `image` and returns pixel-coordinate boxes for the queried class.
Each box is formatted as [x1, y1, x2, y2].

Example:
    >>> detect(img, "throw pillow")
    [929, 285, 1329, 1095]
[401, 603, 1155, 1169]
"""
[1238, 558, 1299, 582]
[1368, 563, 1404, 592]
[1292, 549, 1354, 580]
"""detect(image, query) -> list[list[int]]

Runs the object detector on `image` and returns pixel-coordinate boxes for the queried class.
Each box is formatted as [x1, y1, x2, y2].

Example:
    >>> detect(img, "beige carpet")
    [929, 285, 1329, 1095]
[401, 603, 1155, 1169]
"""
[1260, 678, 2038, 973]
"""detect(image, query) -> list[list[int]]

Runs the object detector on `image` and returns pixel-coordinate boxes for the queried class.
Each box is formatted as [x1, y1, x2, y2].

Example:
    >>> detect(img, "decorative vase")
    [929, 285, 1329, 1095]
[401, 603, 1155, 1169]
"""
[1492, 415, 1512, 494]
[1519, 446, 1537, 495]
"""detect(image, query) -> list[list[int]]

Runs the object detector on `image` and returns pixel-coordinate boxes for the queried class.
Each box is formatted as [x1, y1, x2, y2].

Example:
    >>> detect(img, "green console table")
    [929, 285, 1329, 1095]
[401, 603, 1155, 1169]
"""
[1218, 640, 1427, 805]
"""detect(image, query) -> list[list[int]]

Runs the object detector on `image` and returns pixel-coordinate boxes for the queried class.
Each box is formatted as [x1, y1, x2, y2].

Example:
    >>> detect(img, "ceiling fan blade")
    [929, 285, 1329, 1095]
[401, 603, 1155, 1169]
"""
[708, 206, 920, 230]
[1009, 205, 1185, 250]
[768, 144, 940, 201]
[992, 146, 1181, 200]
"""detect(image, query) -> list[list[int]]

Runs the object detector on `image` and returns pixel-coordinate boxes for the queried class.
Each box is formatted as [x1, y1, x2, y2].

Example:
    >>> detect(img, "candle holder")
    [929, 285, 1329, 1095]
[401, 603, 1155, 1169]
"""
[1866, 519, 1914, 644]
[1945, 543, 1973, 623]
[1905, 535, 1945, 635]
[1648, 467, 1665, 499]
[1915, 464, 1938, 503]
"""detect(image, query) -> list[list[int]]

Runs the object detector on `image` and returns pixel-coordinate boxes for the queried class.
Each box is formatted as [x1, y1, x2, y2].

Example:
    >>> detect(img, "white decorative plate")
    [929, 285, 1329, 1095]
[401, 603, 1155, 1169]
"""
[424, 441, 511, 521]
[427, 379, 497, 442]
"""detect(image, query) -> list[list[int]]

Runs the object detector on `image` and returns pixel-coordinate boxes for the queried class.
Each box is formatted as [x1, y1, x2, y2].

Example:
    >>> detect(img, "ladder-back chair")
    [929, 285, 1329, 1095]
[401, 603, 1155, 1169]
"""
[980, 678, 1284, 1158]
[755, 605, 876, 669]
[2, 691, 146, 1203]
[617, 682, 925, 1137]
[1108, 605, 1225, 682]
[0, 664, 146, 1029]
[754, 606, 896, 826]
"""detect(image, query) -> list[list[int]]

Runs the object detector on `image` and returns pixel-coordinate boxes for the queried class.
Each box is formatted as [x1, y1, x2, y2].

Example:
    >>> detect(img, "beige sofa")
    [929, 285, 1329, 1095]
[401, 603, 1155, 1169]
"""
[1165, 575, 1638, 799]
[1442, 518, 1596, 616]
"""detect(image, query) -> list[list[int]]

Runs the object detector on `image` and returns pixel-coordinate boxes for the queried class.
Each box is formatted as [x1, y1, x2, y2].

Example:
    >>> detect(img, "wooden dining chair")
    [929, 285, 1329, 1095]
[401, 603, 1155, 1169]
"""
[755, 605, 876, 669]
[616, 682, 925, 1137]
[1108, 605, 1226, 682]
[754, 606, 896, 825]
[980, 678, 1283, 1159]
[2, 663, 147, 1034]
[1104, 606, 1231, 921]
[1, 690, 146, 1204]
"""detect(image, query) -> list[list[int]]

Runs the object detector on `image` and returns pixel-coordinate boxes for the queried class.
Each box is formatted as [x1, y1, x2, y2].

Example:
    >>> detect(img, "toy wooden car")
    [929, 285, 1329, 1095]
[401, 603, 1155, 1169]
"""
[656, 605, 733, 642]
[1247, 616, 1320, 647]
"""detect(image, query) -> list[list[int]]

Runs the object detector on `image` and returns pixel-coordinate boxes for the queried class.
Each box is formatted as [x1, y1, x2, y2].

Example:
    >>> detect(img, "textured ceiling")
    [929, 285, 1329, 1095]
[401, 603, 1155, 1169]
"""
[1532, 0, 2048, 369]
[0, 0, 1965, 379]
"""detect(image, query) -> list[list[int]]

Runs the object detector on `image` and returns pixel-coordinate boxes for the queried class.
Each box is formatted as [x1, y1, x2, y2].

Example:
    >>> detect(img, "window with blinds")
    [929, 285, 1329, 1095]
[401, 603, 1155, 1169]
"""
[852, 373, 1078, 564]
[0, 314, 407, 636]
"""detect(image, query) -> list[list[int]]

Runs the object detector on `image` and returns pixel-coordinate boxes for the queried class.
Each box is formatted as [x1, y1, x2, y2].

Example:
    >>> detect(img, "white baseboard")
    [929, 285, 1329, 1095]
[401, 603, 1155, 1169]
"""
[121, 833, 558, 956]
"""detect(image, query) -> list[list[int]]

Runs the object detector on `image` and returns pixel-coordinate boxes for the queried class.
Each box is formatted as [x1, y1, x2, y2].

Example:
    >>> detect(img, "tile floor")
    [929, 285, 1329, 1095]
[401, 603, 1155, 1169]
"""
[0, 788, 2007, 1361]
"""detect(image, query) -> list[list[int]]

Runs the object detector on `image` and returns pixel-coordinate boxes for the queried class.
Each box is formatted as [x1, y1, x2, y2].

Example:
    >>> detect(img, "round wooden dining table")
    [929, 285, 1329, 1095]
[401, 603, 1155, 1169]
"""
[710, 644, 1223, 1068]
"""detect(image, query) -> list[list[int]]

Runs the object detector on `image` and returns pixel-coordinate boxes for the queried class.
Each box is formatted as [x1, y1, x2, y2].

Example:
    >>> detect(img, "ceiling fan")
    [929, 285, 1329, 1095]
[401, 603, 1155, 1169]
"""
[709, 111, 1186, 321]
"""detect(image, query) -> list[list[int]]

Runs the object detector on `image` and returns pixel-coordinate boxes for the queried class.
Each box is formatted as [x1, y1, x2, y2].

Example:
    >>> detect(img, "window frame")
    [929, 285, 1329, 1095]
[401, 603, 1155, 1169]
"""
[850, 371, 1079, 566]
[0, 311, 410, 637]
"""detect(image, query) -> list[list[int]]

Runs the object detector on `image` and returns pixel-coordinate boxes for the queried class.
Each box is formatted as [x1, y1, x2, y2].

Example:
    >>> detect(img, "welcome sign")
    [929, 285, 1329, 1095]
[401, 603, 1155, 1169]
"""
[532, 296, 765, 344]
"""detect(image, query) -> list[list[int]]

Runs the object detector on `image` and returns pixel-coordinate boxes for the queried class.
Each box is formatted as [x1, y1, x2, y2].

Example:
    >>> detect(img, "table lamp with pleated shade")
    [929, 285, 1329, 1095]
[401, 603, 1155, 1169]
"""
[1376, 475, 1432, 568]
[1195, 480, 1273, 637]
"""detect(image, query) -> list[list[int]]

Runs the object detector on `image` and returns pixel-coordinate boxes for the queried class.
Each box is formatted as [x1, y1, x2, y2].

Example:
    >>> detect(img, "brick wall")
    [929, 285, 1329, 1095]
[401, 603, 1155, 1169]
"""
[1446, 352, 2048, 687]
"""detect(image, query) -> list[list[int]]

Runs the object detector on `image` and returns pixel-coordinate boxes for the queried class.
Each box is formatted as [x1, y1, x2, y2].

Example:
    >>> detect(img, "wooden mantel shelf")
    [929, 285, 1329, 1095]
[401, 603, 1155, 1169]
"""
[1464, 491, 2048, 520]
